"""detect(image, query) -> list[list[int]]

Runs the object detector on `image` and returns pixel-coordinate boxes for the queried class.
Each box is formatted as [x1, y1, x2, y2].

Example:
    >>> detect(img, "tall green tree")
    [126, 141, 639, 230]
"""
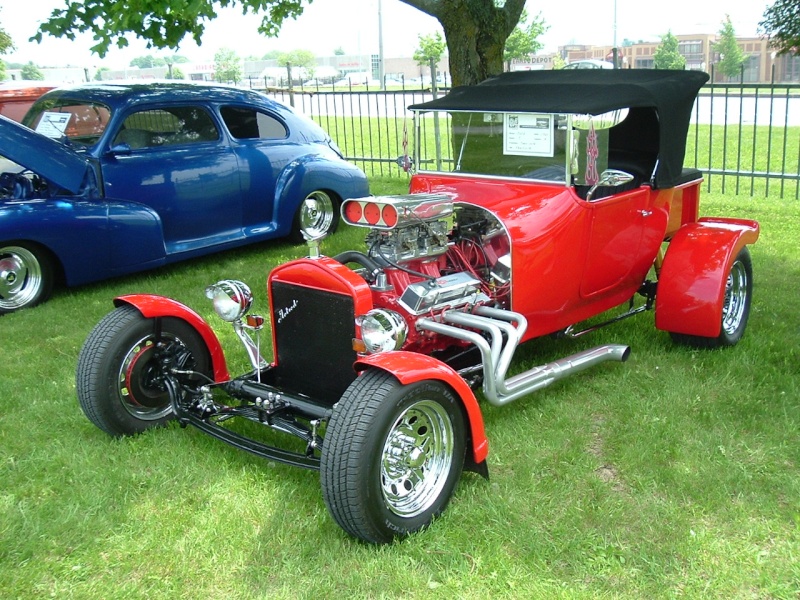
[413, 32, 446, 67]
[714, 15, 746, 79]
[214, 47, 242, 83]
[276, 49, 316, 80]
[653, 31, 686, 70]
[130, 55, 164, 68]
[21, 61, 45, 80]
[760, 0, 800, 55]
[503, 10, 548, 69]
[35, 0, 528, 87]
[0, 12, 14, 82]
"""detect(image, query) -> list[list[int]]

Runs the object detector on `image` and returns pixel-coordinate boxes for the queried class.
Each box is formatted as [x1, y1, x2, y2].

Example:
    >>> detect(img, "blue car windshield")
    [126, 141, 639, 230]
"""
[23, 99, 112, 147]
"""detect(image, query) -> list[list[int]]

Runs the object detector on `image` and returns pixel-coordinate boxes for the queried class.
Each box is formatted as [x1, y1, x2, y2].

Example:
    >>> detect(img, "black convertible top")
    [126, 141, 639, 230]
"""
[409, 69, 709, 189]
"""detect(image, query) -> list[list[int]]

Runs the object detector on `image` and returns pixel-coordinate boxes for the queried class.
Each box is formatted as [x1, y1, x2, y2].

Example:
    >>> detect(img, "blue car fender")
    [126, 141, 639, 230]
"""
[273, 153, 369, 235]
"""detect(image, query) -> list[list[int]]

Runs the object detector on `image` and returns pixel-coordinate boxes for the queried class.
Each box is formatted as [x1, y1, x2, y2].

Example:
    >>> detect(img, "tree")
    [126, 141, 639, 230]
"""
[94, 66, 111, 81]
[0, 11, 13, 82]
[276, 49, 316, 81]
[21, 61, 45, 80]
[130, 55, 164, 68]
[503, 10, 548, 69]
[760, 0, 800, 55]
[653, 31, 686, 70]
[714, 15, 746, 79]
[413, 32, 446, 67]
[166, 66, 185, 80]
[214, 48, 242, 83]
[35, 0, 528, 87]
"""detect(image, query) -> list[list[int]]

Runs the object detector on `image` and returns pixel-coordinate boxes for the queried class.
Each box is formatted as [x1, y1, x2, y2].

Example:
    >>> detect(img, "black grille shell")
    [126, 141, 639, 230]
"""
[269, 281, 358, 404]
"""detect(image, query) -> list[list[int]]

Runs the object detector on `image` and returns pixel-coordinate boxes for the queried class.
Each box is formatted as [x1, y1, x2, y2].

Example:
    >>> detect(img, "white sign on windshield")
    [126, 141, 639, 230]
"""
[503, 113, 554, 157]
[35, 112, 71, 138]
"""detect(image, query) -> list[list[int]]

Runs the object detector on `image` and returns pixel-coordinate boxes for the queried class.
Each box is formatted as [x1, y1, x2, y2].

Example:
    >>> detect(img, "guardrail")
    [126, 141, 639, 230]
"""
[259, 79, 800, 199]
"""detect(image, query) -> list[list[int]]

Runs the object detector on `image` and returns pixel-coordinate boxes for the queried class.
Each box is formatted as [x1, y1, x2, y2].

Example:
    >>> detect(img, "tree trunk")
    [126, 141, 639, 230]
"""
[402, 0, 525, 87]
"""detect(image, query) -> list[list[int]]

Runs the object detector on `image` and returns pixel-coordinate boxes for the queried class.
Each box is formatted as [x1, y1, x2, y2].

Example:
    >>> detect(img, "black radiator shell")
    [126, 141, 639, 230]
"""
[269, 281, 359, 404]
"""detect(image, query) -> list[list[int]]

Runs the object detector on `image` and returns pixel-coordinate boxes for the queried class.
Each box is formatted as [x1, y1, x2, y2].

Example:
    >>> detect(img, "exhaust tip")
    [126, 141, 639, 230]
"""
[620, 346, 631, 362]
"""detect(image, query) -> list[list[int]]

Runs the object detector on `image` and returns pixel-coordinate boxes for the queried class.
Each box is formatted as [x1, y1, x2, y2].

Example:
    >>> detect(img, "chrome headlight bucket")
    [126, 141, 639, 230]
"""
[205, 280, 253, 322]
[356, 309, 408, 354]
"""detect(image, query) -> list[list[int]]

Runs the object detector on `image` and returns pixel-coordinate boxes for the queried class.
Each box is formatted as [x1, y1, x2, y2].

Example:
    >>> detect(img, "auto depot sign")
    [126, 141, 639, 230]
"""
[511, 55, 555, 70]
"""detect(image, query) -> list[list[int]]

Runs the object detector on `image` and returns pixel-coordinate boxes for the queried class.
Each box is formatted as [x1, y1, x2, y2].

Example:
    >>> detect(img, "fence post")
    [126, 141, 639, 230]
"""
[430, 57, 442, 171]
[286, 63, 295, 108]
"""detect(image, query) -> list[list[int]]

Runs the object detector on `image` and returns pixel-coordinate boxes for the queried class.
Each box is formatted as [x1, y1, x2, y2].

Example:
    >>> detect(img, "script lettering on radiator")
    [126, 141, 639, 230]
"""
[276, 299, 298, 324]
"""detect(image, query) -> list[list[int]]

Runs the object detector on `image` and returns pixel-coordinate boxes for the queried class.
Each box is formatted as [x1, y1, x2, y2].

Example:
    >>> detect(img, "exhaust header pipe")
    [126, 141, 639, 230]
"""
[417, 307, 630, 407]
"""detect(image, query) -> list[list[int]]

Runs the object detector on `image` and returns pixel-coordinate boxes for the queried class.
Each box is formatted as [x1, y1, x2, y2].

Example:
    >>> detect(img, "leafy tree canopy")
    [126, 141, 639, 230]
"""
[34, 0, 307, 57]
[413, 32, 446, 66]
[35, 0, 527, 86]
[760, 0, 800, 55]
[214, 47, 242, 83]
[503, 10, 548, 66]
[714, 15, 746, 79]
[276, 49, 315, 68]
[21, 61, 45, 80]
[0, 30, 12, 55]
[653, 31, 686, 70]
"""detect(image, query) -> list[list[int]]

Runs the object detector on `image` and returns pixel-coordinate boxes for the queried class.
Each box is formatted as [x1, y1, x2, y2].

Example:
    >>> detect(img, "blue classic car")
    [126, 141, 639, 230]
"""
[0, 82, 369, 313]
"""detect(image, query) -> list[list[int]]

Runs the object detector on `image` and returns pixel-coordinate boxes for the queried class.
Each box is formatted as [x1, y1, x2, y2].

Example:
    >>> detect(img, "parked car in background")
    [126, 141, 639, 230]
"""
[563, 59, 615, 69]
[76, 70, 759, 543]
[0, 82, 56, 122]
[0, 82, 369, 313]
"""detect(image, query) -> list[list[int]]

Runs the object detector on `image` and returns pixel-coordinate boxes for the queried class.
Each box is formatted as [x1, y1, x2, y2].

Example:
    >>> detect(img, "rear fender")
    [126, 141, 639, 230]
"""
[656, 218, 759, 337]
[114, 294, 230, 382]
[355, 351, 489, 466]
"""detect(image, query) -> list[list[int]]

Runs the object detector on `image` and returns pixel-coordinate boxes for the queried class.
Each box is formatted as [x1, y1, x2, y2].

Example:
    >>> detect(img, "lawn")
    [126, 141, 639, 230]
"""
[0, 179, 798, 599]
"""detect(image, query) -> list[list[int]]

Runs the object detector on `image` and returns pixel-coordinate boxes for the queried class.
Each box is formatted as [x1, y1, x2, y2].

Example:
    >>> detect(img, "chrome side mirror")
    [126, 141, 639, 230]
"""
[585, 169, 635, 201]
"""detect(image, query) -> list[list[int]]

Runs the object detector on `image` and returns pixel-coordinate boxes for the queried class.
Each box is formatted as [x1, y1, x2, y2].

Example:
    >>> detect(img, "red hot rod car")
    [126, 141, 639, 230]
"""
[77, 70, 759, 544]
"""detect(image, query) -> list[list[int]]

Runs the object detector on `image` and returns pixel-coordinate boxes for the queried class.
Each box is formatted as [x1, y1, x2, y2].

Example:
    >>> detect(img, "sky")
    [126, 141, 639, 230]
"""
[0, 0, 773, 70]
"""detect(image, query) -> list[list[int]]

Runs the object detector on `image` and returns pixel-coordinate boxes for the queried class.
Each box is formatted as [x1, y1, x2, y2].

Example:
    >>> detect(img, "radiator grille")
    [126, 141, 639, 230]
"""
[270, 281, 358, 403]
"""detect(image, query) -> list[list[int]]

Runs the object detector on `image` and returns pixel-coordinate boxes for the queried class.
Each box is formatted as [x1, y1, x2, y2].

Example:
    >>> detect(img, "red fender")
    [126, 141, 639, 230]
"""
[355, 351, 489, 465]
[656, 218, 759, 337]
[114, 294, 231, 382]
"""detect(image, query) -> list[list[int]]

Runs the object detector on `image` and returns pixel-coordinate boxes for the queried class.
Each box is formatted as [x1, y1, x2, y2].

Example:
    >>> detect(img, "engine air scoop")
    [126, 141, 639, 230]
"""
[341, 194, 453, 230]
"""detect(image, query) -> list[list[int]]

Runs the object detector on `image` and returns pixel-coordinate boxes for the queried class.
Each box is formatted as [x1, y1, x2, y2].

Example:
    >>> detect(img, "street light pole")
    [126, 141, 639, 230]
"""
[378, 0, 385, 88]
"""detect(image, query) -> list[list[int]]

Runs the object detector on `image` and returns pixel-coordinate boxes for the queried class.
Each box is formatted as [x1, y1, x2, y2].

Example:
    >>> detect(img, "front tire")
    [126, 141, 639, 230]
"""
[0, 242, 55, 314]
[76, 305, 212, 437]
[671, 247, 753, 348]
[321, 369, 466, 544]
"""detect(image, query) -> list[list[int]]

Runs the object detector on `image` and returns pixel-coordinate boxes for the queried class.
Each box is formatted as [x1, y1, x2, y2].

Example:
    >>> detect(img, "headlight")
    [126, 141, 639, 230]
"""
[205, 280, 253, 322]
[356, 309, 408, 354]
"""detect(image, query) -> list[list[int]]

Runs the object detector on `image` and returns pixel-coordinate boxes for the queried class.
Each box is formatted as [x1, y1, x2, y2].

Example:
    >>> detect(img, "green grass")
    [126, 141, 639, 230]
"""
[1, 179, 798, 598]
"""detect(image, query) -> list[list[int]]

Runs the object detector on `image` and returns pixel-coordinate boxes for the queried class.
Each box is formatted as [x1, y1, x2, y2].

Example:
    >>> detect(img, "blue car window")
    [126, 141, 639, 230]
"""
[114, 106, 219, 148]
[220, 106, 288, 140]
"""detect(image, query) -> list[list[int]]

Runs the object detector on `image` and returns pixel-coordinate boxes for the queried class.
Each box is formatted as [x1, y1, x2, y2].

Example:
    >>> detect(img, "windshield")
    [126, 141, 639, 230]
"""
[23, 99, 112, 147]
[413, 110, 617, 186]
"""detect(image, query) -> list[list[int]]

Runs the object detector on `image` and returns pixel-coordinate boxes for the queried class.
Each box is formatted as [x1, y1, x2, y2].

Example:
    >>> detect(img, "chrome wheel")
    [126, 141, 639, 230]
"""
[0, 245, 45, 312]
[298, 191, 336, 239]
[721, 257, 748, 336]
[321, 370, 465, 543]
[381, 399, 455, 517]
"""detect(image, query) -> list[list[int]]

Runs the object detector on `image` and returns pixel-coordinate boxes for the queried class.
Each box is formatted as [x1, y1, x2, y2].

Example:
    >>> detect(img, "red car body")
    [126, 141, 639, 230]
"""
[0, 83, 55, 122]
[78, 70, 759, 544]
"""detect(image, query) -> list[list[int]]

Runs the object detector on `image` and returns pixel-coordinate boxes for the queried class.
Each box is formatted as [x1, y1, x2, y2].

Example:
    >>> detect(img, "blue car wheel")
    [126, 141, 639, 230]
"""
[0, 243, 54, 314]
